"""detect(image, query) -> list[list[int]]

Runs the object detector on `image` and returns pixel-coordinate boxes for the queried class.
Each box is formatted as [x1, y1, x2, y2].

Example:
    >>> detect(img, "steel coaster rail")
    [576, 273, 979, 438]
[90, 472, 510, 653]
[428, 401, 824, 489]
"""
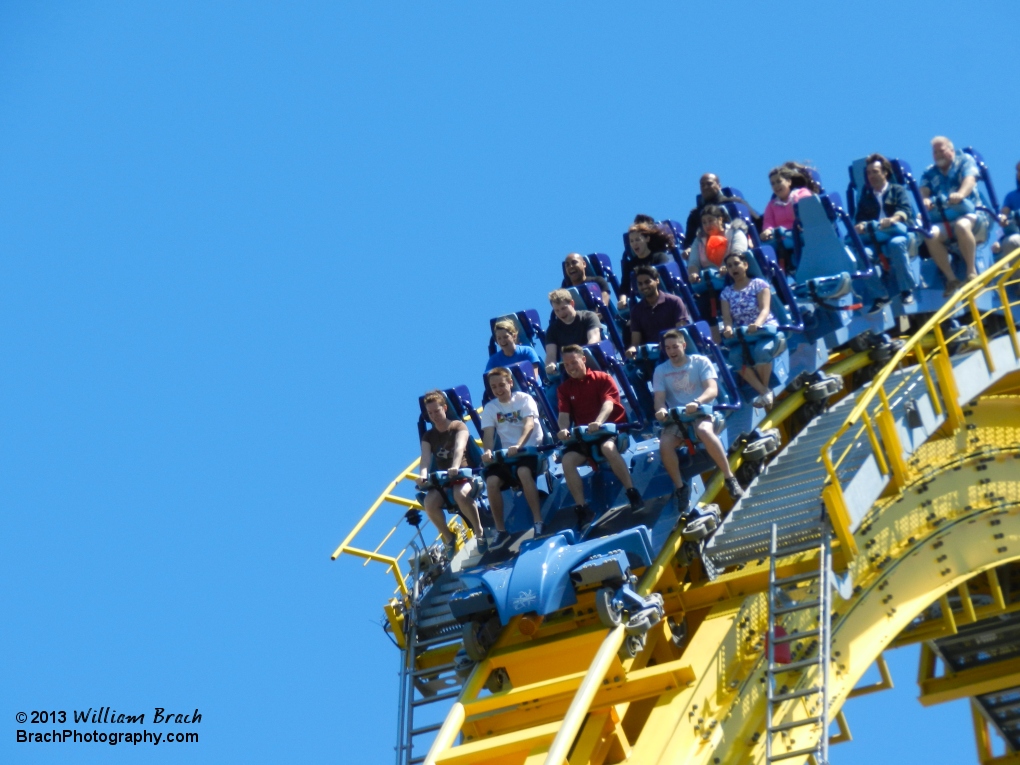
[821, 246, 1020, 557]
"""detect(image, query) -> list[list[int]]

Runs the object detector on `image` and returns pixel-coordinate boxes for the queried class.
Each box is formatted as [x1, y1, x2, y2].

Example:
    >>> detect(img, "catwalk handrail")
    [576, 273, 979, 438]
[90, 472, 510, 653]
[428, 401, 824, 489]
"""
[821, 246, 1020, 558]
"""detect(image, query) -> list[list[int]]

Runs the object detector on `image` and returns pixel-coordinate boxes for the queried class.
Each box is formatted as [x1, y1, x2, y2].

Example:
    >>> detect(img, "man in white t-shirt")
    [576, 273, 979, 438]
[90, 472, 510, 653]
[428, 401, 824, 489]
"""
[653, 330, 743, 513]
[481, 367, 546, 546]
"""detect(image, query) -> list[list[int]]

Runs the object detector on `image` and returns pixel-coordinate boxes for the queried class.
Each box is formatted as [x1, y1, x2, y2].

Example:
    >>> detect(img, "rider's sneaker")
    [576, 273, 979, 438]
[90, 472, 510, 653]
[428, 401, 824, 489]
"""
[674, 483, 692, 515]
[442, 535, 458, 558]
[724, 476, 744, 500]
[574, 504, 594, 530]
[475, 534, 489, 554]
[626, 487, 645, 511]
[491, 530, 510, 548]
[532, 522, 544, 537]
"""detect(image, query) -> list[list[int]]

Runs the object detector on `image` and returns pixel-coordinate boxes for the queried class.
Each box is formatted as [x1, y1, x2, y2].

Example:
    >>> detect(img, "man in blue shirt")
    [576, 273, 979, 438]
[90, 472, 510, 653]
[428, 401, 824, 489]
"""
[485, 320, 541, 372]
[994, 161, 1020, 258]
[920, 136, 989, 295]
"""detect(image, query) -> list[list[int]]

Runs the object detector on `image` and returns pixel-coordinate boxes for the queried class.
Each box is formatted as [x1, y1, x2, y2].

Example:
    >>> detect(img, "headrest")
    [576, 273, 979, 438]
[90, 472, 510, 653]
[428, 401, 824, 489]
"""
[490, 313, 528, 340]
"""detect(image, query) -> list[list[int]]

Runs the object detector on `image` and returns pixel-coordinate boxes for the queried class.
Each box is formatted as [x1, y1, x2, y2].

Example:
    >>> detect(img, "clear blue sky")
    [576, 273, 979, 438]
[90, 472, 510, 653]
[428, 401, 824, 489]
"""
[2, 2, 1014, 762]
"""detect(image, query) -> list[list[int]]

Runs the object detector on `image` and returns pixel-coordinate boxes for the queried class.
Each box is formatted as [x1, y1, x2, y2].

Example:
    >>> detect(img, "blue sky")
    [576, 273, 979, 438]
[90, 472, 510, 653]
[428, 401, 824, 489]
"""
[2, 2, 1015, 762]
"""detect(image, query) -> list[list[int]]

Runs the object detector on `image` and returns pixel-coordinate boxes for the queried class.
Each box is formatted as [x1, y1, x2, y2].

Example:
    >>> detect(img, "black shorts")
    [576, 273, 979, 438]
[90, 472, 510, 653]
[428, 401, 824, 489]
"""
[562, 433, 616, 463]
[483, 455, 539, 490]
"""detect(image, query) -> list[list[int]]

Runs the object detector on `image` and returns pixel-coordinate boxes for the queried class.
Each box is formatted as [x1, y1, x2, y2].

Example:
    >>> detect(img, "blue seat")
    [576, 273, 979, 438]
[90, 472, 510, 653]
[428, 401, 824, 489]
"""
[963, 147, 1000, 213]
[487, 310, 546, 356]
[722, 200, 763, 249]
[792, 193, 873, 284]
[563, 282, 626, 355]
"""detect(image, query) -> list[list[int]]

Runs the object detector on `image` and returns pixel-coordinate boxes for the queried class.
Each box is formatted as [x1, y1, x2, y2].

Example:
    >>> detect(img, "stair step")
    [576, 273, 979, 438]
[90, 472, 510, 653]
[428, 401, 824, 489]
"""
[768, 716, 822, 734]
[768, 744, 823, 761]
[768, 656, 823, 674]
[771, 685, 822, 703]
[773, 628, 820, 645]
[773, 599, 821, 616]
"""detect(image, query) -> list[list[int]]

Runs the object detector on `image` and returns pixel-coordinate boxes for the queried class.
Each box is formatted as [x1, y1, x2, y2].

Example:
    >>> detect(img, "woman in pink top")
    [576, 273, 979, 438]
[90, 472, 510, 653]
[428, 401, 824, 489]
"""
[761, 165, 814, 241]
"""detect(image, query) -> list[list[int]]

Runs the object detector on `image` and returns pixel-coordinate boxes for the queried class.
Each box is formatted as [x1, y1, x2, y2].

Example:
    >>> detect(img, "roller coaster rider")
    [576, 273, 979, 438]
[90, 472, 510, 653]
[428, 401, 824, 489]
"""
[720, 251, 783, 410]
[556, 345, 644, 523]
[417, 390, 486, 555]
[624, 263, 694, 413]
[681, 173, 762, 250]
[993, 160, 1020, 258]
[618, 219, 675, 309]
[544, 289, 602, 375]
[854, 153, 917, 307]
[486, 319, 541, 372]
[686, 205, 750, 340]
[480, 367, 546, 547]
[654, 329, 743, 514]
[921, 135, 990, 294]
[761, 164, 815, 273]
[561, 252, 611, 306]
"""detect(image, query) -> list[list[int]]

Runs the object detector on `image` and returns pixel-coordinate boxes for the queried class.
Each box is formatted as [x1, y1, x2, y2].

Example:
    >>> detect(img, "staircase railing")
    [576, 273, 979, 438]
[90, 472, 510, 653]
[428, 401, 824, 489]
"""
[821, 247, 1020, 559]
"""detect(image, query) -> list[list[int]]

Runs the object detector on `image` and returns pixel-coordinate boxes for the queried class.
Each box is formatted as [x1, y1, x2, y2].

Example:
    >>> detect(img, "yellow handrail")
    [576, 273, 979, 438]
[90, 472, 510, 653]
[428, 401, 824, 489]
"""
[331, 457, 423, 597]
[821, 247, 1020, 552]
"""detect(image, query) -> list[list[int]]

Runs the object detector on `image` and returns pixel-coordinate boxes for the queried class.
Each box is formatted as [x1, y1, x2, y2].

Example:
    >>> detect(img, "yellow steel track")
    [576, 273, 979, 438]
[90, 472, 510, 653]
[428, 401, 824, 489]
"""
[336, 249, 1020, 765]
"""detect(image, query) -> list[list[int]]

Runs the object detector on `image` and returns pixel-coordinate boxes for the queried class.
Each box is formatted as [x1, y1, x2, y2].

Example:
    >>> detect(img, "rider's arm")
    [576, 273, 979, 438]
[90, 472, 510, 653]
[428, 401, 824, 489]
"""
[447, 421, 470, 468]
[585, 313, 601, 345]
[720, 298, 734, 334]
[753, 285, 772, 327]
[557, 410, 572, 439]
[516, 417, 535, 449]
[482, 425, 495, 453]
[699, 377, 719, 405]
[592, 398, 615, 427]
[653, 389, 667, 419]
[957, 175, 977, 200]
[419, 441, 432, 482]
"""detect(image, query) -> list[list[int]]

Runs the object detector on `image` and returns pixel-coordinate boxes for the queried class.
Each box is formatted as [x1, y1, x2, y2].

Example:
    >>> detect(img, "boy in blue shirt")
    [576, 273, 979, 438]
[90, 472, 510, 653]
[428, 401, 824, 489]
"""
[485, 319, 541, 371]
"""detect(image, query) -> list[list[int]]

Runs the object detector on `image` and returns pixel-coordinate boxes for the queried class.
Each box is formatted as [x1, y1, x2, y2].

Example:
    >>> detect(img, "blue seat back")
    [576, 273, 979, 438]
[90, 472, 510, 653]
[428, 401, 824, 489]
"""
[722, 201, 762, 248]
[962, 147, 999, 212]
[750, 246, 804, 332]
[793, 194, 870, 282]
[890, 159, 932, 231]
[564, 282, 626, 354]
[580, 252, 623, 301]
[586, 341, 646, 429]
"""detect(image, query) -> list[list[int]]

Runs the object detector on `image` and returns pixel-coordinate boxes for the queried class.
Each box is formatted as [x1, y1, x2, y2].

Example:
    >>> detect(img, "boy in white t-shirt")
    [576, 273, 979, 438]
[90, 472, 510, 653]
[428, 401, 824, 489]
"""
[653, 330, 743, 512]
[481, 367, 546, 546]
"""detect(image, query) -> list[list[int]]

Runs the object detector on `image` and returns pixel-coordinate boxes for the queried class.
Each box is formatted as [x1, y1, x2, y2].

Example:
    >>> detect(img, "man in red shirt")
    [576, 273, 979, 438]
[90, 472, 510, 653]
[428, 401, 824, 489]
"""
[556, 345, 644, 516]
